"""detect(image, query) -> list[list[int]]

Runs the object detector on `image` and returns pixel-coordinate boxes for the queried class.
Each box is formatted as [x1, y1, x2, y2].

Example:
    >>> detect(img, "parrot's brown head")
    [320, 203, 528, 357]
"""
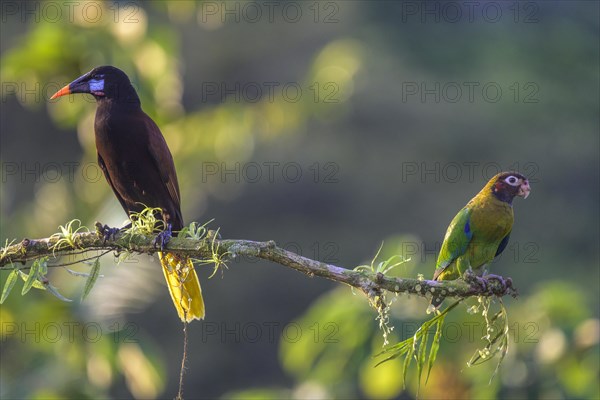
[489, 172, 531, 204]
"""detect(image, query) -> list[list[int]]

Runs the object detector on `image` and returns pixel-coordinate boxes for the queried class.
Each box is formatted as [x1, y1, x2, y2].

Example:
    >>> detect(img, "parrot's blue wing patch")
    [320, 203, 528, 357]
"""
[495, 232, 511, 257]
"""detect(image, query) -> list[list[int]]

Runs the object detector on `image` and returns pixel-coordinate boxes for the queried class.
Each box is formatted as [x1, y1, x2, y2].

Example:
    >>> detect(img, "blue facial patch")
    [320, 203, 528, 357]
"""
[89, 79, 104, 92]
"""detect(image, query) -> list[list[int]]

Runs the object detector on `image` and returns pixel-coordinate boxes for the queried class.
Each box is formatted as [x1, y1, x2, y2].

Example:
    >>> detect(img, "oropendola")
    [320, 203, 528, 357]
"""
[51, 66, 204, 322]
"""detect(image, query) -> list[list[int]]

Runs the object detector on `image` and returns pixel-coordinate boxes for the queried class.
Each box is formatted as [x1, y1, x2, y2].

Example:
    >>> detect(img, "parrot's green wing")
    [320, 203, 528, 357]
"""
[433, 207, 473, 280]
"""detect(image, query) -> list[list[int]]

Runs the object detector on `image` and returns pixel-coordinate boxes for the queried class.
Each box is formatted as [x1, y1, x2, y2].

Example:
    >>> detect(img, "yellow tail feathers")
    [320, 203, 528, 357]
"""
[158, 252, 205, 322]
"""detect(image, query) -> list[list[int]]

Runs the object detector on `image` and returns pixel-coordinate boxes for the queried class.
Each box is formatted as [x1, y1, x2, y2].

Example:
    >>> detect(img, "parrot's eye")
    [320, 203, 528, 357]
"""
[504, 176, 519, 186]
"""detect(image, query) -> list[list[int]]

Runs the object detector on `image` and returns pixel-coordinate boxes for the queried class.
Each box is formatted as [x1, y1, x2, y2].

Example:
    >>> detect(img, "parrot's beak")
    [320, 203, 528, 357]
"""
[518, 180, 531, 199]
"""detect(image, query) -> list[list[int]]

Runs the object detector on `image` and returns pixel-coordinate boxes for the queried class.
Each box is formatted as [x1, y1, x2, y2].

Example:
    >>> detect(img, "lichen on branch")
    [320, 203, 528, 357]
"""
[0, 222, 516, 303]
[0, 219, 519, 385]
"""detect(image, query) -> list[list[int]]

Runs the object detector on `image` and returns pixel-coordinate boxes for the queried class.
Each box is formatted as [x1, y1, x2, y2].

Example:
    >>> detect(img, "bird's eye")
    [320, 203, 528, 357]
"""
[504, 176, 519, 186]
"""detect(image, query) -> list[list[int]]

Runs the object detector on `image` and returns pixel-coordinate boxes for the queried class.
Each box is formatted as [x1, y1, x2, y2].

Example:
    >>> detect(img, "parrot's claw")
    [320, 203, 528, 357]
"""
[481, 274, 519, 298]
[463, 268, 487, 292]
[474, 276, 487, 292]
[153, 223, 173, 250]
[482, 273, 507, 292]
[95, 223, 121, 242]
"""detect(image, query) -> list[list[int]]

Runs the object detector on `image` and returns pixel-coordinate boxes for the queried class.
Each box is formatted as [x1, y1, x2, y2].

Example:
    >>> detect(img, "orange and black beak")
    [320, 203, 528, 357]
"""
[50, 84, 72, 99]
[518, 179, 531, 199]
[51, 71, 104, 99]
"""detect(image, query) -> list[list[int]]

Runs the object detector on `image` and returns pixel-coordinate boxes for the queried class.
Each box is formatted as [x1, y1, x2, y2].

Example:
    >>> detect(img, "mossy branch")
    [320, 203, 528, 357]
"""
[0, 219, 518, 386]
[0, 225, 515, 302]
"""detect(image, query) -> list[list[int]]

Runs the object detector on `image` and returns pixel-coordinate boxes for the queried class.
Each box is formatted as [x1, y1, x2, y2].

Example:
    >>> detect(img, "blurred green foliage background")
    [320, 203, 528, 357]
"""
[0, 1, 598, 399]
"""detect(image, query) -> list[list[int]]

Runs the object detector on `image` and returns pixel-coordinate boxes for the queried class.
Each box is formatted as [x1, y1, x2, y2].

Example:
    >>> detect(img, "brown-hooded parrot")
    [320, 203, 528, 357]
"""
[431, 172, 531, 308]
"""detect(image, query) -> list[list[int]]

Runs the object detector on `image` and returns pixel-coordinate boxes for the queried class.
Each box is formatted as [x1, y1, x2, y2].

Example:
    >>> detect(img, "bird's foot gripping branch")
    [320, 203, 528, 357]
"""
[463, 268, 519, 299]
[0, 216, 518, 386]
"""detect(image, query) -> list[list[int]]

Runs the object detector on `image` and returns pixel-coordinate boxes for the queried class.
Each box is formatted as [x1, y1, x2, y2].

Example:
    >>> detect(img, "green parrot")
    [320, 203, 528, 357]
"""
[430, 172, 531, 308]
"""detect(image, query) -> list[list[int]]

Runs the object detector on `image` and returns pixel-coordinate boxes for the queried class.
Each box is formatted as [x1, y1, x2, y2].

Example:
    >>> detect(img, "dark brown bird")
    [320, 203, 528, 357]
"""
[51, 66, 204, 322]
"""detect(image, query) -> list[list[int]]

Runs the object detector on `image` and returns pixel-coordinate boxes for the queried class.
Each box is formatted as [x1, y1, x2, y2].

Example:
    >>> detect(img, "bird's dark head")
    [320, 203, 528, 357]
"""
[488, 171, 531, 203]
[51, 66, 139, 104]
